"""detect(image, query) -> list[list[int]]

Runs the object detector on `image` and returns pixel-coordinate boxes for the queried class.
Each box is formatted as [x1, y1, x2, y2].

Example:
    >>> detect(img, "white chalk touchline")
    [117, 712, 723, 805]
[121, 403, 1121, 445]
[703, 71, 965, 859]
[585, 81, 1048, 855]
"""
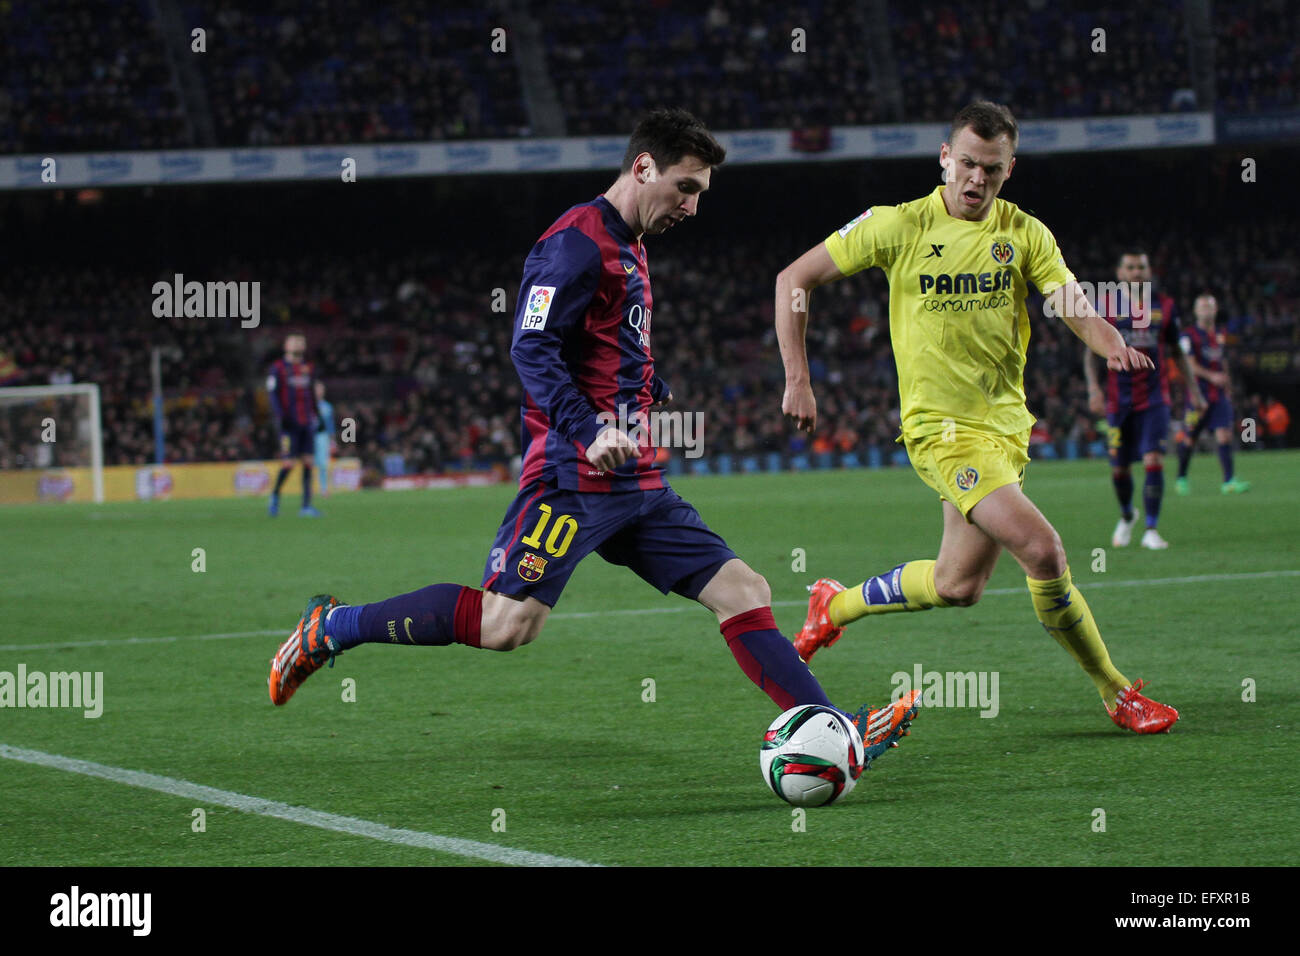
[0, 743, 600, 868]
[2, 569, 1296, 653]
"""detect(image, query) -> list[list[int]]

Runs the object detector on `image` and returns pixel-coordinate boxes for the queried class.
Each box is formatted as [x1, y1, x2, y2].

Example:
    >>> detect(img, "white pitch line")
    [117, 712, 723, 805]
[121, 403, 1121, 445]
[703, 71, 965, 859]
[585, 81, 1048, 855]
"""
[0, 630, 284, 652]
[0, 743, 599, 868]
[977, 568, 1300, 596]
[2, 569, 1297, 653]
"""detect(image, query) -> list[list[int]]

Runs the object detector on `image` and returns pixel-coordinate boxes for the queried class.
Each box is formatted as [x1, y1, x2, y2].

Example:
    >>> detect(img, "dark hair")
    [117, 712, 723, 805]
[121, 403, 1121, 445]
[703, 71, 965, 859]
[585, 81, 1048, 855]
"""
[949, 100, 1019, 152]
[621, 108, 726, 173]
[1116, 247, 1149, 264]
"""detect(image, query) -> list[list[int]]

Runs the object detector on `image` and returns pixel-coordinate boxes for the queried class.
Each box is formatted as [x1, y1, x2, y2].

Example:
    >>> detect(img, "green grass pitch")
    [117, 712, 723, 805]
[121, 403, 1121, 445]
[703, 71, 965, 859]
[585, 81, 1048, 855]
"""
[2, 452, 1297, 866]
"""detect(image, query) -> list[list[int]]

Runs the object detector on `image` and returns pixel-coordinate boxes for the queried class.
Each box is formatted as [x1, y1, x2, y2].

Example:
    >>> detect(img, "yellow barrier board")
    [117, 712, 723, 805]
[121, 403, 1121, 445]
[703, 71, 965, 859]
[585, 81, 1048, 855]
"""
[0, 458, 362, 504]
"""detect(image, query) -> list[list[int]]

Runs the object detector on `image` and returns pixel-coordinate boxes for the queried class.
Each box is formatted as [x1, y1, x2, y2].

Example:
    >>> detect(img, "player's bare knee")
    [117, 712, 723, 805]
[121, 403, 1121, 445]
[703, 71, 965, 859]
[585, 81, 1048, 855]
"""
[481, 619, 541, 651]
[503, 624, 539, 650]
[936, 577, 983, 607]
[744, 569, 772, 610]
[717, 564, 769, 616]
[1024, 533, 1067, 580]
[698, 560, 771, 619]
[480, 594, 546, 651]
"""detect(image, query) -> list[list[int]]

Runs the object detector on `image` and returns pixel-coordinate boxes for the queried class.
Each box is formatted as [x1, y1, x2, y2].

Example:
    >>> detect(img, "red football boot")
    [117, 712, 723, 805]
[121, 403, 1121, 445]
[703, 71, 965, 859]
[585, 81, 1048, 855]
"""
[1107, 679, 1180, 733]
[794, 578, 846, 663]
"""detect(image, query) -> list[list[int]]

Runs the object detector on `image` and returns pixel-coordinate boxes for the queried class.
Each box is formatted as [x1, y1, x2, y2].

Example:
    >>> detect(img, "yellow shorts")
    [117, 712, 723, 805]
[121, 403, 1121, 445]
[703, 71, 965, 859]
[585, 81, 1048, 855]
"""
[903, 427, 1031, 521]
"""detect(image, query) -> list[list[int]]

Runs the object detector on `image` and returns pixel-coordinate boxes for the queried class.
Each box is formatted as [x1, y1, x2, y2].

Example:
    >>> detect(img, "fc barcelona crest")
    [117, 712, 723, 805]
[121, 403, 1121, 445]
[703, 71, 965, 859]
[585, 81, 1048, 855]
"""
[518, 552, 548, 582]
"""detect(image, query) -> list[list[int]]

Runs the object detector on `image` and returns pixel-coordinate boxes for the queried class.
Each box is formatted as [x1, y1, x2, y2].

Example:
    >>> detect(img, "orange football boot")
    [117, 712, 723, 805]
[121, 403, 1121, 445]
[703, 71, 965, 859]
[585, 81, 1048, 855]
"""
[847, 689, 922, 765]
[269, 594, 343, 706]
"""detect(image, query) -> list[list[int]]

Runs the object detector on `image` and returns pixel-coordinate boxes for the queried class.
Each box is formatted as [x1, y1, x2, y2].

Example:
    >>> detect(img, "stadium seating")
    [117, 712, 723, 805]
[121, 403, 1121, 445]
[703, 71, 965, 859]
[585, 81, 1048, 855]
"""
[0, 0, 187, 153]
[3, 0, 1287, 153]
[2, 215, 1293, 474]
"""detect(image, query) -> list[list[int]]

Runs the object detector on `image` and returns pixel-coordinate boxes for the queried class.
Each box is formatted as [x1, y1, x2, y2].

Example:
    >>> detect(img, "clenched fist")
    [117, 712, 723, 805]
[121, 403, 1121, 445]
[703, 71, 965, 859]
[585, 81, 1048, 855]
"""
[782, 382, 817, 433]
[586, 427, 640, 472]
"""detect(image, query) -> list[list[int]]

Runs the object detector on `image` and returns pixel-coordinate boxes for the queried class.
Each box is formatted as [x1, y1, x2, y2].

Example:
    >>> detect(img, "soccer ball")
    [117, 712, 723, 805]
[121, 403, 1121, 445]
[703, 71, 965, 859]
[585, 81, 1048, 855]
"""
[760, 704, 865, 807]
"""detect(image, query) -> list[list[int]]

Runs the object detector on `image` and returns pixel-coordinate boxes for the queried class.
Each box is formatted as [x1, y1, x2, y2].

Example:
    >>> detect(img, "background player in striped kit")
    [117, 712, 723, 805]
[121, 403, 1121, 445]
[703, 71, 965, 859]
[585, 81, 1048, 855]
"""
[266, 333, 324, 517]
[1175, 293, 1250, 495]
[1083, 250, 1205, 550]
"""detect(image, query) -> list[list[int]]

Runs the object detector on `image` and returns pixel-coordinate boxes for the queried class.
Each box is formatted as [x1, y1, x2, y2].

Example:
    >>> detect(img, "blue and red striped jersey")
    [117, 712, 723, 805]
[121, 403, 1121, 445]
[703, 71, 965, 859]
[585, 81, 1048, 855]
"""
[1102, 288, 1182, 414]
[511, 195, 671, 493]
[267, 359, 318, 428]
[1180, 325, 1227, 404]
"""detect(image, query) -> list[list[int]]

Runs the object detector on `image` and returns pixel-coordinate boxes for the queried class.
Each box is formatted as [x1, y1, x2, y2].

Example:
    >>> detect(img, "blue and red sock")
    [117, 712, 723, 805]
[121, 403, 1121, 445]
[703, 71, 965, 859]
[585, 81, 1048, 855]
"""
[1112, 468, 1134, 521]
[1218, 443, 1234, 482]
[329, 584, 483, 649]
[721, 607, 833, 711]
[1143, 464, 1163, 528]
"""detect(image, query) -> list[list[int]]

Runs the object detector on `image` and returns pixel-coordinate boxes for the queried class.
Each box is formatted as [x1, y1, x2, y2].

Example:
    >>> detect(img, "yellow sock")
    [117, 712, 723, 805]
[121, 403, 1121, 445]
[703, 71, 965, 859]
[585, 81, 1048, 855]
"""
[1026, 568, 1129, 707]
[829, 560, 949, 626]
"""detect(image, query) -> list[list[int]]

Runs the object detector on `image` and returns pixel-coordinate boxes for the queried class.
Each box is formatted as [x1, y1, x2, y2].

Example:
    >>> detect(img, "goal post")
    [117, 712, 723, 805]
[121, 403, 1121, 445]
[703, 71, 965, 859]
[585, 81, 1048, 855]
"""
[0, 383, 104, 503]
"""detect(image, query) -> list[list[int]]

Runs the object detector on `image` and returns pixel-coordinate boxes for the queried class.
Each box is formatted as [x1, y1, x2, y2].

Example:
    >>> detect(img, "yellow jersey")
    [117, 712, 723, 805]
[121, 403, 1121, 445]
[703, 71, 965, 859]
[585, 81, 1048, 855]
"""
[824, 185, 1075, 440]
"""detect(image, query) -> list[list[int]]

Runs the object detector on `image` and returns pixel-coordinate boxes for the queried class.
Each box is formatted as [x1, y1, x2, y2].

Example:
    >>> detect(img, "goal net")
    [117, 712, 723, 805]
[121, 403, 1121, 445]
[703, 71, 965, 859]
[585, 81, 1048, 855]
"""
[0, 384, 104, 503]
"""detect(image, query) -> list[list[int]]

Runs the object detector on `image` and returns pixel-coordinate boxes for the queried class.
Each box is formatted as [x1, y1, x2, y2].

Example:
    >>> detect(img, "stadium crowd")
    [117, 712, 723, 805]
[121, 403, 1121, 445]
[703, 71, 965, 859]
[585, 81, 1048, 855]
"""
[187, 1, 530, 146]
[3, 0, 1292, 154]
[2, 214, 1294, 476]
[1215, 0, 1299, 114]
[889, 0, 1194, 121]
[0, 0, 187, 153]
[2, 1, 1295, 476]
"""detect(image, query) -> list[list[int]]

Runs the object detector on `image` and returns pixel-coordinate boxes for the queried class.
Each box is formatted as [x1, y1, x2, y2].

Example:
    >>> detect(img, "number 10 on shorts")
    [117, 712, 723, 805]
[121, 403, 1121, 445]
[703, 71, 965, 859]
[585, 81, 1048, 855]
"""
[521, 503, 579, 558]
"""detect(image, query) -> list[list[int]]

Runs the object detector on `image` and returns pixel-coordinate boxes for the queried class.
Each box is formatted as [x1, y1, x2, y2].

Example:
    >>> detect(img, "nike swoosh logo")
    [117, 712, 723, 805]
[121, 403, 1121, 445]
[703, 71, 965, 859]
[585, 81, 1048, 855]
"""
[403, 617, 414, 642]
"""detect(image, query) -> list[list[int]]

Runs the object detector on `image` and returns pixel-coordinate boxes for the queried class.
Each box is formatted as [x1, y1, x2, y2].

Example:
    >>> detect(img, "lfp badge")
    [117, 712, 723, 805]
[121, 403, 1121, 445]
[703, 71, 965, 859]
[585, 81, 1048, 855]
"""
[521, 285, 556, 330]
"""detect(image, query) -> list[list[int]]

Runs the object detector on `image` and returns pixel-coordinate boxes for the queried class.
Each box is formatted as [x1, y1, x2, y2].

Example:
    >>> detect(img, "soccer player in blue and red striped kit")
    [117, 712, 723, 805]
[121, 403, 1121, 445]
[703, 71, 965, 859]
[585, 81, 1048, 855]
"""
[1175, 293, 1250, 495]
[268, 109, 919, 764]
[1084, 250, 1204, 550]
[267, 333, 324, 517]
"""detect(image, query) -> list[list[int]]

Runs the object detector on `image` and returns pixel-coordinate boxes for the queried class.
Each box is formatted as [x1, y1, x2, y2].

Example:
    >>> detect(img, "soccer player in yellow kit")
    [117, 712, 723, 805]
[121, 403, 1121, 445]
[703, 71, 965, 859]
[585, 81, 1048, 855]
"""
[774, 101, 1178, 734]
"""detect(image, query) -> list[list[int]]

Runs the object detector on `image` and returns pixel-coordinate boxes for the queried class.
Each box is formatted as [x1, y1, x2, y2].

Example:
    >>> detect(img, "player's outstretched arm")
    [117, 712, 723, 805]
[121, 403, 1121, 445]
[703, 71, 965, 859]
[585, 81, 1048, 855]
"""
[1049, 281, 1154, 373]
[775, 243, 846, 433]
